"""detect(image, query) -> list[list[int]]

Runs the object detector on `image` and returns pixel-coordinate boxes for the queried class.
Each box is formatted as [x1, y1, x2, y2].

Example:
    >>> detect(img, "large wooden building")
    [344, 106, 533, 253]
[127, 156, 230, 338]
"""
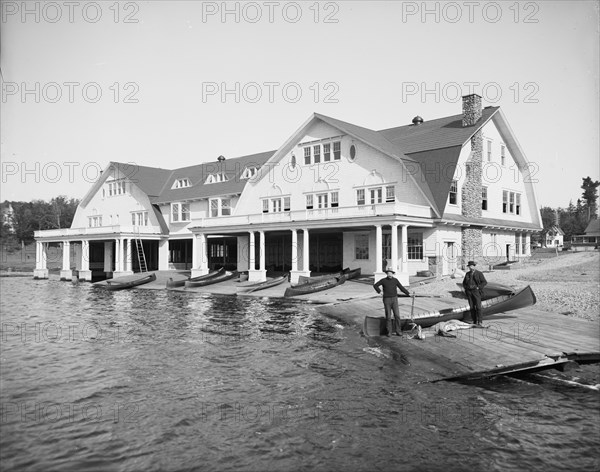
[34, 94, 542, 283]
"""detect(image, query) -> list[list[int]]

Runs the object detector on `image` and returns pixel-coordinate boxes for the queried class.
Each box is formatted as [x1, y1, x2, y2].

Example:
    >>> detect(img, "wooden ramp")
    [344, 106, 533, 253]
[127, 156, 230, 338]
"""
[316, 296, 600, 382]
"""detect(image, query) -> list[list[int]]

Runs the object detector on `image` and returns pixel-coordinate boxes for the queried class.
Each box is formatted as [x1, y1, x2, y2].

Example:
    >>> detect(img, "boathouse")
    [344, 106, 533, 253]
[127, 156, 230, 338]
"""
[34, 94, 542, 282]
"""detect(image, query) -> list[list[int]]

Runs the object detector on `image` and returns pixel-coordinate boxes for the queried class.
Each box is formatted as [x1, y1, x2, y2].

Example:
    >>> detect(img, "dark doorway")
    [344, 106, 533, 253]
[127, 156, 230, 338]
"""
[309, 233, 343, 273]
[208, 237, 237, 271]
[169, 239, 193, 269]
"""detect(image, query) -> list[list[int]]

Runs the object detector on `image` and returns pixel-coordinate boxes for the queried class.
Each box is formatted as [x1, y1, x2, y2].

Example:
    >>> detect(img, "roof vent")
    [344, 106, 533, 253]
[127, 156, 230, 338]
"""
[412, 116, 424, 125]
[217, 155, 225, 161]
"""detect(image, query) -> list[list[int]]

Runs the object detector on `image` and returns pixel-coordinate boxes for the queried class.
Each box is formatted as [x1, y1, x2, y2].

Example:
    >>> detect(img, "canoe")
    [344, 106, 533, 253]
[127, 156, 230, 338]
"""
[185, 270, 238, 288]
[103, 273, 156, 291]
[166, 267, 225, 288]
[363, 285, 536, 335]
[284, 275, 345, 297]
[236, 274, 289, 294]
[340, 267, 361, 281]
[455, 281, 515, 300]
[298, 267, 349, 284]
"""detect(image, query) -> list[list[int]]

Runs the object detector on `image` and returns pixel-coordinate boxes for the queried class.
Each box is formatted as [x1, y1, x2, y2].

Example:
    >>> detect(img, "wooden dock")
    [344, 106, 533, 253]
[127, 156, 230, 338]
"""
[316, 295, 600, 382]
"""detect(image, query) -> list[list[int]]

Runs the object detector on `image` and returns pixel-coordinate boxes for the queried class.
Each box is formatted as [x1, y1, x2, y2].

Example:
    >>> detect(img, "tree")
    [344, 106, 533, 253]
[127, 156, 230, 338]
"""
[581, 176, 600, 221]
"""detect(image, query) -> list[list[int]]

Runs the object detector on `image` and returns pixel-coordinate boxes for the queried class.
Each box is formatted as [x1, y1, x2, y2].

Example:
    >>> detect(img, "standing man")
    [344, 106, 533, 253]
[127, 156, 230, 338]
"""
[373, 269, 411, 337]
[462, 261, 488, 327]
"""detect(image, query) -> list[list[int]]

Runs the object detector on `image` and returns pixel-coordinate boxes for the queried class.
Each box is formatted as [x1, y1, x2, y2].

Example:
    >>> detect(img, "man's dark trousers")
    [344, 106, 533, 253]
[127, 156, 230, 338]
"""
[383, 296, 401, 334]
[466, 289, 483, 324]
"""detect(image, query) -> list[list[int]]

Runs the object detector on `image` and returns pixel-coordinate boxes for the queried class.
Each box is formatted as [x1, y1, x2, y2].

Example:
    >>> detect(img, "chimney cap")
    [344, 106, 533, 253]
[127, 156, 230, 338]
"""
[412, 116, 424, 125]
[217, 155, 225, 161]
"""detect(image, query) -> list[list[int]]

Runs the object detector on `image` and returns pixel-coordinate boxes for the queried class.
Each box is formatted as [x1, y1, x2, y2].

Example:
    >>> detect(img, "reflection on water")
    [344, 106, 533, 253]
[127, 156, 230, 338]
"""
[1, 278, 599, 472]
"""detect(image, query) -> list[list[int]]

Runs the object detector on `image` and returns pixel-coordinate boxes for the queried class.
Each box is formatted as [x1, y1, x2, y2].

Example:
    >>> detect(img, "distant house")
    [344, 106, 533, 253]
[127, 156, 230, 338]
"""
[544, 225, 564, 247]
[571, 219, 600, 251]
[34, 94, 543, 282]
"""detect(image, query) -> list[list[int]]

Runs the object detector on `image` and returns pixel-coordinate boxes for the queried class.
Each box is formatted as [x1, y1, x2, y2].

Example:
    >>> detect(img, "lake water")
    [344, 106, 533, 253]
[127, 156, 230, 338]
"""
[1, 278, 599, 472]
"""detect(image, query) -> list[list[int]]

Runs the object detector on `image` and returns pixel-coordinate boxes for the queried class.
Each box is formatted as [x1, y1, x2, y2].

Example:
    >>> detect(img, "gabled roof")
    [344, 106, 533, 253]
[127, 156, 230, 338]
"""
[584, 218, 600, 236]
[151, 150, 274, 204]
[111, 162, 172, 197]
[379, 107, 499, 154]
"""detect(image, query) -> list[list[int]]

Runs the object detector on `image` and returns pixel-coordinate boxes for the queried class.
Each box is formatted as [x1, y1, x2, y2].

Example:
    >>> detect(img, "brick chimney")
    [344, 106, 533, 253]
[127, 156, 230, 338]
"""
[462, 94, 482, 127]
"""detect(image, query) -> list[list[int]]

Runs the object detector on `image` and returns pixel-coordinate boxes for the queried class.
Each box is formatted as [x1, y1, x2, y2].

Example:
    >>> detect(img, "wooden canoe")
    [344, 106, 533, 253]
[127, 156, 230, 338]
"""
[284, 275, 345, 297]
[103, 273, 156, 291]
[298, 268, 350, 284]
[455, 281, 516, 300]
[166, 267, 225, 288]
[363, 285, 536, 335]
[340, 267, 361, 281]
[236, 274, 289, 294]
[184, 270, 238, 288]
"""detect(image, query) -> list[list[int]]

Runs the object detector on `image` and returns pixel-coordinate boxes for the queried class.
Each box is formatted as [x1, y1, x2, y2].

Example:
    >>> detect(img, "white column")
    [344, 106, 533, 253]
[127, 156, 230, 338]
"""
[60, 241, 72, 281]
[398, 224, 409, 285]
[192, 233, 209, 277]
[104, 241, 113, 273]
[192, 234, 198, 268]
[525, 233, 531, 256]
[33, 241, 49, 279]
[375, 225, 383, 270]
[259, 231, 266, 271]
[79, 240, 92, 281]
[125, 239, 132, 272]
[249, 232, 255, 271]
[391, 223, 399, 273]
[303, 228, 309, 272]
[158, 239, 169, 271]
[114, 239, 122, 272]
[291, 229, 298, 272]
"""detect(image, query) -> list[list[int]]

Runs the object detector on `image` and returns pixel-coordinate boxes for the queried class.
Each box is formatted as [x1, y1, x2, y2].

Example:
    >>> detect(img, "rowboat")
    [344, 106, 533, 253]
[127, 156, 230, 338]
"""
[284, 275, 345, 297]
[363, 285, 536, 335]
[340, 267, 361, 281]
[236, 274, 289, 294]
[184, 270, 238, 288]
[456, 281, 515, 300]
[298, 268, 349, 284]
[103, 273, 157, 291]
[166, 267, 225, 288]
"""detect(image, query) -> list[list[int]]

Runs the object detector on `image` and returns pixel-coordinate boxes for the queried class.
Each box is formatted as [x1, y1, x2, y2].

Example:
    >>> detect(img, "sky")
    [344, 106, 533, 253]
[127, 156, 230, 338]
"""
[1, 0, 599, 209]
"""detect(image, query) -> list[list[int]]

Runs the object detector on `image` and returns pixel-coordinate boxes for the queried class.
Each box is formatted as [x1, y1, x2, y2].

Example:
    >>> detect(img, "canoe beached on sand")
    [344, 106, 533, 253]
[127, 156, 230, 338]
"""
[166, 267, 225, 288]
[184, 270, 238, 288]
[103, 273, 157, 291]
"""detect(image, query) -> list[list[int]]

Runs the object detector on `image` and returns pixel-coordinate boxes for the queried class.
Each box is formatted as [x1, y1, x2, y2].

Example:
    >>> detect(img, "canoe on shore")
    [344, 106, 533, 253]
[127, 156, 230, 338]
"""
[297, 267, 361, 284]
[166, 267, 225, 288]
[237, 274, 289, 294]
[455, 282, 516, 300]
[363, 285, 536, 335]
[284, 275, 345, 297]
[103, 273, 157, 291]
[185, 270, 238, 288]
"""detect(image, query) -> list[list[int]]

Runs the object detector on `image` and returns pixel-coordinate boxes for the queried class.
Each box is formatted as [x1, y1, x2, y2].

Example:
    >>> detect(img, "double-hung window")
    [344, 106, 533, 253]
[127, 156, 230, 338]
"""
[172, 202, 190, 222]
[449, 180, 458, 205]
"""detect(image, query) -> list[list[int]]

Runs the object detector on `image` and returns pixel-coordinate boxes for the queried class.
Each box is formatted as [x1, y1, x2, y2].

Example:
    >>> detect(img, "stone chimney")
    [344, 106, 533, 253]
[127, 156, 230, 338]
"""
[462, 94, 482, 127]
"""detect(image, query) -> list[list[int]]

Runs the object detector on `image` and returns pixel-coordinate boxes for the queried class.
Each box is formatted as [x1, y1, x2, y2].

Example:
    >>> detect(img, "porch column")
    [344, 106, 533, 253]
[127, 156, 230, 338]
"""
[33, 241, 49, 279]
[79, 240, 92, 281]
[303, 228, 309, 272]
[249, 231, 267, 283]
[60, 241, 72, 281]
[291, 229, 298, 272]
[104, 241, 113, 273]
[391, 223, 399, 274]
[289, 228, 309, 284]
[191, 233, 209, 277]
[158, 239, 169, 271]
[114, 239, 122, 273]
[398, 224, 409, 285]
[249, 232, 255, 270]
[192, 234, 198, 268]
[374, 225, 385, 281]
[525, 233, 531, 256]
[125, 239, 132, 272]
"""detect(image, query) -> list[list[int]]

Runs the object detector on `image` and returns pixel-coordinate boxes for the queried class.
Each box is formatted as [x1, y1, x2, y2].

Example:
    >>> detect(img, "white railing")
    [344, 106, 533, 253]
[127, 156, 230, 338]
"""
[35, 225, 163, 239]
[196, 202, 432, 228]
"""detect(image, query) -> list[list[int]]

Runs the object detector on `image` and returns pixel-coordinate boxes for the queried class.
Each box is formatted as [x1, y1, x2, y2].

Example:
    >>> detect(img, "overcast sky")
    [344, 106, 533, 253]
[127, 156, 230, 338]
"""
[1, 0, 599, 208]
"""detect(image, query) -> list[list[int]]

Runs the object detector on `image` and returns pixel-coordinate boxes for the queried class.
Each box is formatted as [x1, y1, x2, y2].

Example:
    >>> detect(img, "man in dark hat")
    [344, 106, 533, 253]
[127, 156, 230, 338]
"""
[373, 269, 411, 337]
[462, 260, 487, 326]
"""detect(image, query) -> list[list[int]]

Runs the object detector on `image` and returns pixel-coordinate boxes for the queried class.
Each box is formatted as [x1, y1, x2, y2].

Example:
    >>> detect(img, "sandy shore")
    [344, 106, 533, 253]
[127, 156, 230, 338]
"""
[412, 251, 600, 322]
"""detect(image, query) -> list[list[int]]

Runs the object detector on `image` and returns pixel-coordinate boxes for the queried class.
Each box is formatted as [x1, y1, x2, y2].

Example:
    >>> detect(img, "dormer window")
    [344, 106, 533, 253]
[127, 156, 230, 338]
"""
[172, 178, 191, 189]
[205, 173, 229, 184]
[241, 167, 258, 179]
